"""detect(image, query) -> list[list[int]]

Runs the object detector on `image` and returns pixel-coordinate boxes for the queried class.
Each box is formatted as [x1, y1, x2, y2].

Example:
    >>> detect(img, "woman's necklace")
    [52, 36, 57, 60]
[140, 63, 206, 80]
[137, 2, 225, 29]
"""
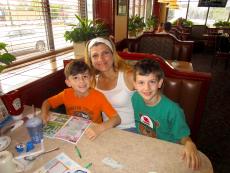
[100, 70, 118, 81]
[98, 71, 118, 90]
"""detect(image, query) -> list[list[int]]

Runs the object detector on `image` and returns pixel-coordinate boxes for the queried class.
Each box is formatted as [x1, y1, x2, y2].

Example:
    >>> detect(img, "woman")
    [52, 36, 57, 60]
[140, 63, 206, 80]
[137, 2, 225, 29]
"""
[85, 37, 136, 131]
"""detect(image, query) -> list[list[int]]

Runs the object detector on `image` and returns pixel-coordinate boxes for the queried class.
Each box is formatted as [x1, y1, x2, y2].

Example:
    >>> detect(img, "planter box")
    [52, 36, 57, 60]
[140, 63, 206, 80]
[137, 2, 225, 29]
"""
[73, 42, 86, 59]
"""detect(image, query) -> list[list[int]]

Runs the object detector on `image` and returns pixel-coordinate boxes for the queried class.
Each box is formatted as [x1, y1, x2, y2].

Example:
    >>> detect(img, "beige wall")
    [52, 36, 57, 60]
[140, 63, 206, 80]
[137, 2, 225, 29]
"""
[114, 0, 128, 42]
[159, 3, 167, 24]
[114, 16, 128, 42]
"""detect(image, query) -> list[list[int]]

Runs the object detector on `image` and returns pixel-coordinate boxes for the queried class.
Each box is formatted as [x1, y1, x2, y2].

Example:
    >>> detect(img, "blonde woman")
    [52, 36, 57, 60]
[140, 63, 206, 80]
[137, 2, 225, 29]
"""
[85, 37, 136, 132]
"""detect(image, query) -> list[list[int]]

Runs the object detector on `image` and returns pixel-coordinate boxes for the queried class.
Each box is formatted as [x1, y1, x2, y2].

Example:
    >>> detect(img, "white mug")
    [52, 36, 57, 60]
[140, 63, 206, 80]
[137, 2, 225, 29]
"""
[0, 150, 24, 173]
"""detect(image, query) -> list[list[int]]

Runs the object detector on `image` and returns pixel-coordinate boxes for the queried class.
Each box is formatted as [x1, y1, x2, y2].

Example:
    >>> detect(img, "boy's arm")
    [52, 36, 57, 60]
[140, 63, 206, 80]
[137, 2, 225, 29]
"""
[41, 99, 51, 124]
[100, 114, 121, 130]
[180, 136, 201, 170]
[86, 114, 121, 140]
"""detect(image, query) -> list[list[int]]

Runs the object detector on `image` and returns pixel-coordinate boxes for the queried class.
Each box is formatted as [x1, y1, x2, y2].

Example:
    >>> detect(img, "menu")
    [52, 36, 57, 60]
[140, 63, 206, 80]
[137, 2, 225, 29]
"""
[43, 113, 91, 144]
[34, 152, 90, 173]
[43, 113, 69, 138]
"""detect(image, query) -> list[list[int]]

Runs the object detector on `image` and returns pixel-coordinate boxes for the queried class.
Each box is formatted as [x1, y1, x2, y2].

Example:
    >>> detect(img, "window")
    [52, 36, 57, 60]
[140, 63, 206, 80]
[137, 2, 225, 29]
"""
[129, 0, 147, 18]
[167, 0, 230, 26]
[187, 0, 208, 25]
[206, 1, 230, 27]
[139, 0, 145, 17]
[167, 0, 189, 23]
[0, 0, 88, 64]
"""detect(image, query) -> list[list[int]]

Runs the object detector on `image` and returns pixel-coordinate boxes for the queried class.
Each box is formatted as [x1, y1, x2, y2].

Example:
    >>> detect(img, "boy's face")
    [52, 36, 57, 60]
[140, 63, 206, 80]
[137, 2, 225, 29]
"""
[65, 71, 92, 96]
[134, 73, 163, 104]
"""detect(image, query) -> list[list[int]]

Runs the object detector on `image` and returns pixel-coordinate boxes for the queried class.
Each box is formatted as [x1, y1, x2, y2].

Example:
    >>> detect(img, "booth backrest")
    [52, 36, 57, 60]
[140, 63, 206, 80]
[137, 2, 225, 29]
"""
[118, 52, 211, 140]
[116, 33, 194, 62]
[190, 25, 207, 41]
[170, 26, 192, 41]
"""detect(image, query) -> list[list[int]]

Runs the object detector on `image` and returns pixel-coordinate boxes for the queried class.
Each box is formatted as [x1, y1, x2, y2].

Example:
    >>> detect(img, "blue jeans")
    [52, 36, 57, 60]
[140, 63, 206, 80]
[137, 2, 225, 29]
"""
[122, 127, 138, 134]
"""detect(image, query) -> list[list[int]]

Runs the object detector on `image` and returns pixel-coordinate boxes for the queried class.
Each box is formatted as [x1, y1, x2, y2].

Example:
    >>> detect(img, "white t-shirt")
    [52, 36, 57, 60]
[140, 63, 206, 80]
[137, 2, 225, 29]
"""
[96, 71, 135, 129]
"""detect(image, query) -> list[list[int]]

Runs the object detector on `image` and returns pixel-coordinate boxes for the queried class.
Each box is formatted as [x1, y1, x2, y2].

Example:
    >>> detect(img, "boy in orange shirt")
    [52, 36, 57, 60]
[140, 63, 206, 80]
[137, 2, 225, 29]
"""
[41, 60, 121, 140]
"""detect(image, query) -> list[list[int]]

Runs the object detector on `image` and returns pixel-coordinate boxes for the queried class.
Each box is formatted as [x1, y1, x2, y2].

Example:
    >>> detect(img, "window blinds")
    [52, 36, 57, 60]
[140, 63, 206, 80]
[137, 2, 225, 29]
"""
[0, 0, 86, 62]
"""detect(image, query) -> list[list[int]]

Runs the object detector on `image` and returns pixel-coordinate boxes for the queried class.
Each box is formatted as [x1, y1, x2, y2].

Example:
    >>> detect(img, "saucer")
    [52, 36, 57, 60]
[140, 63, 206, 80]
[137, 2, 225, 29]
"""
[0, 136, 11, 151]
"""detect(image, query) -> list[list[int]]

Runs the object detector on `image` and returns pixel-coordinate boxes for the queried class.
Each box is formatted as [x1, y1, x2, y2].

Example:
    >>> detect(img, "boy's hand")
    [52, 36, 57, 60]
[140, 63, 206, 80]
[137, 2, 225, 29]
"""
[182, 140, 201, 170]
[41, 113, 49, 124]
[41, 99, 51, 125]
[85, 115, 120, 140]
[85, 123, 105, 140]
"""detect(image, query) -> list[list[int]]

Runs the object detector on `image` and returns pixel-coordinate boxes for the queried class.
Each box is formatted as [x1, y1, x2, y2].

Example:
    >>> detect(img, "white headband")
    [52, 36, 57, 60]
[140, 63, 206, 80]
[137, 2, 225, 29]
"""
[88, 37, 113, 53]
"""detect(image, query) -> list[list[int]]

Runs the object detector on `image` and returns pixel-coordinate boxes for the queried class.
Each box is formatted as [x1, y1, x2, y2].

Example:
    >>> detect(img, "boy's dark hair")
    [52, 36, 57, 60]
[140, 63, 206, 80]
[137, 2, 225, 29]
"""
[164, 22, 172, 32]
[64, 60, 91, 78]
[133, 59, 164, 81]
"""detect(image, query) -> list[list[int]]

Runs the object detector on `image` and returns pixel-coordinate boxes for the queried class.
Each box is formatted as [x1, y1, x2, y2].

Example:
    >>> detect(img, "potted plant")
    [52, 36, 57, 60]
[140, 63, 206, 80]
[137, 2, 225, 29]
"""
[64, 15, 109, 58]
[173, 18, 193, 27]
[145, 15, 158, 31]
[213, 21, 230, 28]
[128, 15, 146, 37]
[0, 42, 16, 72]
[182, 19, 193, 27]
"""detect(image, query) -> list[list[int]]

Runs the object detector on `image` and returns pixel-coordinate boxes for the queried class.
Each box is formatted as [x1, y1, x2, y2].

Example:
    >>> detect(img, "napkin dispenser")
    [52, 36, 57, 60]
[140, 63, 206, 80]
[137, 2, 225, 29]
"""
[1, 90, 24, 120]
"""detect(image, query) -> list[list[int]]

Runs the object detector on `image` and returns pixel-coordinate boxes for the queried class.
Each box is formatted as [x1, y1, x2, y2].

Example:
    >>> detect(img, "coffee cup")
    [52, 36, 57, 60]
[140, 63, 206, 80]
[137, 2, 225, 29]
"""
[0, 150, 24, 173]
[26, 117, 43, 144]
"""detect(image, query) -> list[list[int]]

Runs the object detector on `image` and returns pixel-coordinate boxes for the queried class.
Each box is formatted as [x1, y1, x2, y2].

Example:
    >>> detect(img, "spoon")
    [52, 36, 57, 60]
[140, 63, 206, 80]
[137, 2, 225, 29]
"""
[24, 147, 59, 161]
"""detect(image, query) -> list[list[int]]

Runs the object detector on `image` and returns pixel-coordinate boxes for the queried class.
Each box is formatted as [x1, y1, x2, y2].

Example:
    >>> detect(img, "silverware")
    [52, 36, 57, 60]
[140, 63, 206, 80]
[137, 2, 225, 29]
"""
[24, 147, 59, 161]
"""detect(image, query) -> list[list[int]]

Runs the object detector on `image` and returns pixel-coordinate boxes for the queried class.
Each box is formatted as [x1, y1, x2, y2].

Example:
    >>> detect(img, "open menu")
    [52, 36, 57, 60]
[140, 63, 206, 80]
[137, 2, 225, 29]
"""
[43, 113, 69, 138]
[34, 152, 90, 173]
[43, 113, 91, 144]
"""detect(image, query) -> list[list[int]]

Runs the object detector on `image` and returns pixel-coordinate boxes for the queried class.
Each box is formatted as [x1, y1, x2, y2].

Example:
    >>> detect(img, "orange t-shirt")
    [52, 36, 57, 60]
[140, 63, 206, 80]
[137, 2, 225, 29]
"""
[48, 88, 117, 123]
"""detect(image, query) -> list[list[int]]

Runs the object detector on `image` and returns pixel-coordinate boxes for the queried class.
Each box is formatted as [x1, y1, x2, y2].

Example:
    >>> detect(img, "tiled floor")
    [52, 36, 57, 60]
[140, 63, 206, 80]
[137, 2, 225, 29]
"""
[0, 51, 74, 94]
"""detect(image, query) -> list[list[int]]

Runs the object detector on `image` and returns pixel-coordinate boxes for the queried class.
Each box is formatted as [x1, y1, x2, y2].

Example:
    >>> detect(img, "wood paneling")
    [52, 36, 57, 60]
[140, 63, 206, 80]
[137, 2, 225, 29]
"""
[94, 0, 114, 34]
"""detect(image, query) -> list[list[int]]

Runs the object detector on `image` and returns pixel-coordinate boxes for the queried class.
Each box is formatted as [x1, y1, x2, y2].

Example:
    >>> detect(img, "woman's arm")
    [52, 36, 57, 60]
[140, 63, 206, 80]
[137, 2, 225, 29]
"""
[124, 69, 135, 90]
[85, 114, 121, 140]
[101, 114, 121, 130]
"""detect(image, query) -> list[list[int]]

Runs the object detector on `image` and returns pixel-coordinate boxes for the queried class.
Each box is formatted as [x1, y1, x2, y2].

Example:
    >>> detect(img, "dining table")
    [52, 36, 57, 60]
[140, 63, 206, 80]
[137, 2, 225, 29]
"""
[166, 59, 194, 72]
[5, 105, 213, 173]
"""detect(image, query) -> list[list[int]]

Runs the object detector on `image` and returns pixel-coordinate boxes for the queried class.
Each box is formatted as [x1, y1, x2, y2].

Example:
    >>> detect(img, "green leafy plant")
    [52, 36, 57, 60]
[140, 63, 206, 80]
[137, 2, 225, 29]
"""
[172, 18, 193, 27]
[0, 42, 16, 72]
[145, 15, 158, 30]
[182, 19, 193, 27]
[213, 21, 230, 28]
[128, 15, 146, 36]
[64, 15, 109, 43]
